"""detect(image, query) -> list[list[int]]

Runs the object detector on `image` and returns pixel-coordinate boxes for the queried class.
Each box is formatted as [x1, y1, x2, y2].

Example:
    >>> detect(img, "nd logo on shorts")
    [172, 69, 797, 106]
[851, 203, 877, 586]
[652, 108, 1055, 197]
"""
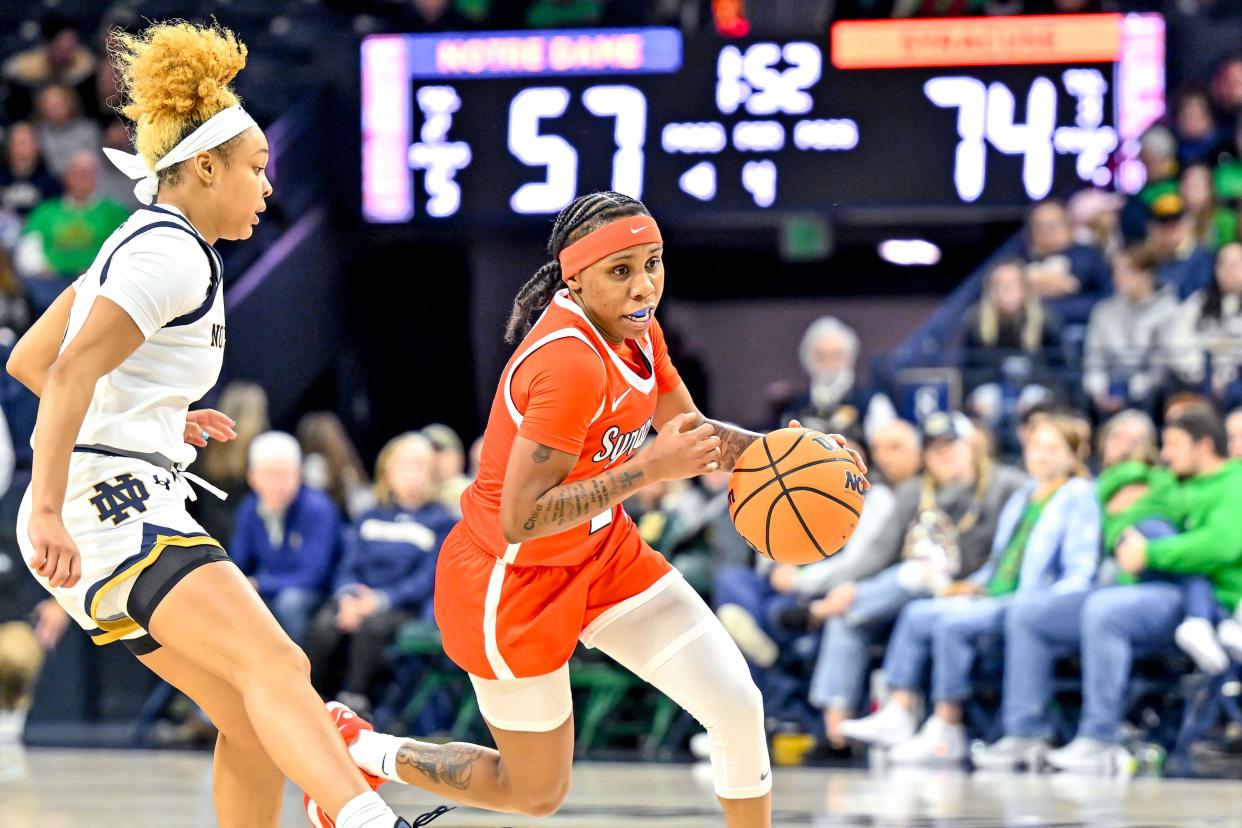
[89, 473, 151, 525]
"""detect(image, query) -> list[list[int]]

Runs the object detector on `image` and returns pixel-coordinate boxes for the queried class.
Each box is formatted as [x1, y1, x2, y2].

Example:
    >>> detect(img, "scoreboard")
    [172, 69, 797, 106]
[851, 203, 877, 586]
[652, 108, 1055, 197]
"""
[361, 14, 1165, 225]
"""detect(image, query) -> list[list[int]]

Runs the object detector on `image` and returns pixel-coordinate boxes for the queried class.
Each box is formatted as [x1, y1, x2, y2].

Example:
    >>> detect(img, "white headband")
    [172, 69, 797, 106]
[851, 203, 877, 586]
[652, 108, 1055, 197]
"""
[102, 105, 258, 205]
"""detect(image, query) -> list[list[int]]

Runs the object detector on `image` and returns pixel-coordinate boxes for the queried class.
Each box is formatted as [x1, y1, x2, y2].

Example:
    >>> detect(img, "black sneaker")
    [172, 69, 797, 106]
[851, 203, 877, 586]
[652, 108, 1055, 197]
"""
[396, 805, 455, 827]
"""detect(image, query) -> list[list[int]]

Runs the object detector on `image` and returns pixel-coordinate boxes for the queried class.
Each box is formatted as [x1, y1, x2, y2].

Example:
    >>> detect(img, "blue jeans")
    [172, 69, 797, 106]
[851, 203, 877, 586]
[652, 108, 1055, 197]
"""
[266, 587, 322, 646]
[713, 566, 801, 646]
[1002, 589, 1088, 739]
[808, 564, 920, 711]
[883, 595, 1010, 703]
[1183, 576, 1225, 622]
[1076, 583, 1184, 742]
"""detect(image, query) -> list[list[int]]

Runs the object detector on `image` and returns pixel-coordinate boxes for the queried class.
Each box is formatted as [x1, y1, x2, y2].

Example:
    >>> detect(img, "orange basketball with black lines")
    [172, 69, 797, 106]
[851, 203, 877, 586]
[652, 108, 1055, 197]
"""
[727, 428, 866, 565]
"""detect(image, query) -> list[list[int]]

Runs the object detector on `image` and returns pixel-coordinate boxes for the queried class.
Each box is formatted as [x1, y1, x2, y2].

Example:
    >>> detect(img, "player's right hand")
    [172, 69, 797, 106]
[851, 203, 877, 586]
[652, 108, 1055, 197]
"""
[645, 411, 721, 481]
[27, 511, 81, 588]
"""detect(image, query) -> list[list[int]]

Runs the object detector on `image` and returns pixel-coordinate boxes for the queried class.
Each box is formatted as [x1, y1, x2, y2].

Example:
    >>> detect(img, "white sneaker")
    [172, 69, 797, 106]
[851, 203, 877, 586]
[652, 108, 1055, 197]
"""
[717, 604, 778, 668]
[888, 716, 966, 765]
[1175, 617, 1229, 675]
[0, 709, 26, 744]
[1045, 737, 1131, 774]
[1217, 618, 1242, 664]
[839, 702, 917, 748]
[970, 735, 1051, 771]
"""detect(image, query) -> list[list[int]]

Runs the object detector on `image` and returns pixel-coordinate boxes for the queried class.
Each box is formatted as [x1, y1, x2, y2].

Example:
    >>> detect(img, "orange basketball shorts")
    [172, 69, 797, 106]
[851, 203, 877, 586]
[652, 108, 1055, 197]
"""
[434, 522, 674, 680]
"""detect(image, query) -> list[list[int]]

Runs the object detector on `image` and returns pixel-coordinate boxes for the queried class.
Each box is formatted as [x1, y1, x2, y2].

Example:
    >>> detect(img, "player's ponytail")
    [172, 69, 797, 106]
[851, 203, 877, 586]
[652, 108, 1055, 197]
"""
[504, 261, 562, 344]
[504, 190, 651, 345]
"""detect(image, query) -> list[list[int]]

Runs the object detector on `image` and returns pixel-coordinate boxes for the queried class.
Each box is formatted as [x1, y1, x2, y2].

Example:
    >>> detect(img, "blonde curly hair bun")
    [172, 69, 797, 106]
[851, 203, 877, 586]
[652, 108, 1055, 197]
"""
[110, 21, 248, 167]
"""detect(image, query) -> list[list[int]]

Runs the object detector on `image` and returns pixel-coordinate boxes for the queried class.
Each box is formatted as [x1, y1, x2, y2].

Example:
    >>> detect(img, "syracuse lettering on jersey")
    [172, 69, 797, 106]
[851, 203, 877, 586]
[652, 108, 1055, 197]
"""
[592, 417, 654, 467]
[460, 290, 683, 566]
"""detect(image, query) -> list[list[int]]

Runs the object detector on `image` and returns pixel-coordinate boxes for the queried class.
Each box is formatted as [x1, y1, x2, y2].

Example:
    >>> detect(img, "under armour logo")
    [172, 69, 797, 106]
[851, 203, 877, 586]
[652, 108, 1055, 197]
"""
[89, 474, 151, 525]
[152, 475, 172, 491]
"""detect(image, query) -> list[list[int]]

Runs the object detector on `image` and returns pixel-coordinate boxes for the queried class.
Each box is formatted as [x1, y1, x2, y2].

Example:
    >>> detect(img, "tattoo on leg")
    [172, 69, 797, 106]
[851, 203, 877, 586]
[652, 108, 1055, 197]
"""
[396, 742, 485, 791]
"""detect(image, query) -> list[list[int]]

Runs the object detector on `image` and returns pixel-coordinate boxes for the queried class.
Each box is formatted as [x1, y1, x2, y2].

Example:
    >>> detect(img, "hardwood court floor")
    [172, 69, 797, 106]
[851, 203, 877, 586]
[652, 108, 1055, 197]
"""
[4, 746, 1242, 827]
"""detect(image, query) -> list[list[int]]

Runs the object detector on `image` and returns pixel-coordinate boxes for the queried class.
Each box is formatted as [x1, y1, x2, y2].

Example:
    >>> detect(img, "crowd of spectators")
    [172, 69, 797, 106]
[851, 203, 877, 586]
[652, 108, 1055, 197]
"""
[957, 51, 1242, 442]
[705, 327, 1242, 771]
[0, 16, 136, 297]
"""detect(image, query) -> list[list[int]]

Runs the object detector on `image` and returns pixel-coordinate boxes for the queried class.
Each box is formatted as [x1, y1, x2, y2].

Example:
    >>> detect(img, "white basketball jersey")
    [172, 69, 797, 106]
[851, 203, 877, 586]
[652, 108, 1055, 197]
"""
[54, 203, 226, 467]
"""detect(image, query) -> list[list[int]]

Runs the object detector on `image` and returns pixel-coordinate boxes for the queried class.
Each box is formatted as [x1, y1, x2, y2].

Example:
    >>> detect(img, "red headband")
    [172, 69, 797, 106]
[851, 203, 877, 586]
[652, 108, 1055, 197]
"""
[558, 216, 663, 278]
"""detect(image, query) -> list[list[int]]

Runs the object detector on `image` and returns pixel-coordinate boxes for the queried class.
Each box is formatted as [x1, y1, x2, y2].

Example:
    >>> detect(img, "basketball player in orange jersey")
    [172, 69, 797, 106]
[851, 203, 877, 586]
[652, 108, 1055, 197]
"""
[328, 191, 866, 827]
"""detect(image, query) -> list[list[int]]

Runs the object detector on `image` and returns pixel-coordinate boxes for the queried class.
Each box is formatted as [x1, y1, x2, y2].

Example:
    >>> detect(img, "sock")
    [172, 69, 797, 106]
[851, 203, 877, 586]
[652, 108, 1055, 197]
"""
[350, 729, 409, 783]
[335, 791, 398, 828]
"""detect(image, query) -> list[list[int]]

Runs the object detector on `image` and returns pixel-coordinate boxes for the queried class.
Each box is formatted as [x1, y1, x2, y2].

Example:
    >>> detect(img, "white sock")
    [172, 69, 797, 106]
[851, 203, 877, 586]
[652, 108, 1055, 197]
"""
[335, 791, 398, 828]
[350, 729, 409, 783]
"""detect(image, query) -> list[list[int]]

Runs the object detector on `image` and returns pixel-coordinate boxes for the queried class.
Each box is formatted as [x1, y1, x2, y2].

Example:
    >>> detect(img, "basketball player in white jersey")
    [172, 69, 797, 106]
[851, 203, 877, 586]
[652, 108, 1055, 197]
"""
[8, 22, 446, 828]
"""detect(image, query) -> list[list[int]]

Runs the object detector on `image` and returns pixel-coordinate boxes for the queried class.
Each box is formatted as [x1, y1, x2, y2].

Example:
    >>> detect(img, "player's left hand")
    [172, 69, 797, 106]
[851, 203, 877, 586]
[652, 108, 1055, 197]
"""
[184, 409, 237, 447]
[787, 419, 869, 485]
[1116, 528, 1148, 574]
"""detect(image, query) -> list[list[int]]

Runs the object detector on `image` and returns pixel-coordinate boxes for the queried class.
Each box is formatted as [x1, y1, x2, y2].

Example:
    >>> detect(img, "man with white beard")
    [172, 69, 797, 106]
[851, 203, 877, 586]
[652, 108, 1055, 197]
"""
[781, 316, 896, 441]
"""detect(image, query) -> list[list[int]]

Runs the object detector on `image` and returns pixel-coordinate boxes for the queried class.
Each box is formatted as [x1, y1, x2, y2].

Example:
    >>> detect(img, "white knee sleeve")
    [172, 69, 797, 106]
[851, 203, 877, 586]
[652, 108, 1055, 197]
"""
[588, 579, 772, 799]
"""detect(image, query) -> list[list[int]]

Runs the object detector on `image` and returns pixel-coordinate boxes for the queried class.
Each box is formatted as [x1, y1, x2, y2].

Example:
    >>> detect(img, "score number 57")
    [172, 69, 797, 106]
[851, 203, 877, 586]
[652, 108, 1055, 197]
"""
[509, 86, 647, 214]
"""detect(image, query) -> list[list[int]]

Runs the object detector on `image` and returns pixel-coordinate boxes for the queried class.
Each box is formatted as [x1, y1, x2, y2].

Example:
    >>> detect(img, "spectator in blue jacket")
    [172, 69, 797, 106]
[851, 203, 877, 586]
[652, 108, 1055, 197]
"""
[230, 431, 340, 646]
[305, 432, 455, 713]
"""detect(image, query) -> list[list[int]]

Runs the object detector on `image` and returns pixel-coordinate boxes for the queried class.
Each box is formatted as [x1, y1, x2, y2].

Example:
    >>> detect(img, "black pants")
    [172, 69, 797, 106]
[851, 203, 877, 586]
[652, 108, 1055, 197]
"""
[305, 598, 412, 700]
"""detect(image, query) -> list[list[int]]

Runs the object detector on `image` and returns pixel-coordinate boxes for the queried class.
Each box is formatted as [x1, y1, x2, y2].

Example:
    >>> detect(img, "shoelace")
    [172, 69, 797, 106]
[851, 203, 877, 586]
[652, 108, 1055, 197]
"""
[411, 805, 455, 826]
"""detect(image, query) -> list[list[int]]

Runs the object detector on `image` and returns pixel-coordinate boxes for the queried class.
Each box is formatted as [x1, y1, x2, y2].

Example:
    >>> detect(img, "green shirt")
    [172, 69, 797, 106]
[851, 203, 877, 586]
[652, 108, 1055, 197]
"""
[1097, 461, 1184, 556]
[987, 494, 1050, 597]
[1145, 459, 1242, 611]
[24, 196, 130, 279]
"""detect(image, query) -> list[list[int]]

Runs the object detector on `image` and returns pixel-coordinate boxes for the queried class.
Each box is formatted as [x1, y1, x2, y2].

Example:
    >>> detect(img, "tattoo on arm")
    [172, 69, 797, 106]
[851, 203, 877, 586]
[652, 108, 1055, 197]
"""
[396, 742, 486, 791]
[531, 444, 552, 464]
[703, 417, 760, 471]
[524, 466, 645, 538]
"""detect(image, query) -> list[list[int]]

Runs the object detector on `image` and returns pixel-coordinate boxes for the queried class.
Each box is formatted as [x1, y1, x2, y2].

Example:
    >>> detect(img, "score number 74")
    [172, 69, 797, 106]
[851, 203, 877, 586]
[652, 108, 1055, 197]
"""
[925, 69, 1117, 203]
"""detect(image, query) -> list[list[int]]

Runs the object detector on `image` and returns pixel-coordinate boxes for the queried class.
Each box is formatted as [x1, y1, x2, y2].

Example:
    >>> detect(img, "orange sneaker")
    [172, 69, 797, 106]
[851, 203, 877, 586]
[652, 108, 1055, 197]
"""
[326, 701, 387, 790]
[302, 702, 388, 826]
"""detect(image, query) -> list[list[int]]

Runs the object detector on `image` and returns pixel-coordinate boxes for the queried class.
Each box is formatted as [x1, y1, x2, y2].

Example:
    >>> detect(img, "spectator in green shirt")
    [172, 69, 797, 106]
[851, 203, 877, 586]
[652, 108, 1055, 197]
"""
[14, 149, 128, 280]
[1041, 406, 1242, 773]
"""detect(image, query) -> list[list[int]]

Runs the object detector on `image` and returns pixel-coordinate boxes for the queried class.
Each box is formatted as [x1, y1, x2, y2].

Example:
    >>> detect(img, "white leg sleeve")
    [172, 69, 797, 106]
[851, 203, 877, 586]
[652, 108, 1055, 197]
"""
[587, 578, 772, 799]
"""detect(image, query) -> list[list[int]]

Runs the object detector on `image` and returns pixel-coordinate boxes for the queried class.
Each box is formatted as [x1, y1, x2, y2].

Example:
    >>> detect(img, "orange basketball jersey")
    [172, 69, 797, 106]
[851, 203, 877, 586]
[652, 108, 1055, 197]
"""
[459, 288, 681, 567]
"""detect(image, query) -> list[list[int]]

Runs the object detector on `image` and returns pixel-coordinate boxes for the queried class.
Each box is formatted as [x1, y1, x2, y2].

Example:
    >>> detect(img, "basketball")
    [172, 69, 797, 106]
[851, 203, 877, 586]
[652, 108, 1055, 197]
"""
[727, 428, 866, 564]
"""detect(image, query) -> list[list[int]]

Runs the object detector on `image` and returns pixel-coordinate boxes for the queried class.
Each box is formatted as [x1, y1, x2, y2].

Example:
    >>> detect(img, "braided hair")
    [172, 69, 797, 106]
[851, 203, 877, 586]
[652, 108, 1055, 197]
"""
[504, 191, 651, 344]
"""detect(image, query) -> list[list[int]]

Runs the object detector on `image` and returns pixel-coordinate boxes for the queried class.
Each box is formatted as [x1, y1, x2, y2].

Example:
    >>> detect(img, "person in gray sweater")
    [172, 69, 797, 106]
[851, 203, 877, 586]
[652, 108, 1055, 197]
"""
[1083, 244, 1181, 418]
[807, 412, 1028, 747]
